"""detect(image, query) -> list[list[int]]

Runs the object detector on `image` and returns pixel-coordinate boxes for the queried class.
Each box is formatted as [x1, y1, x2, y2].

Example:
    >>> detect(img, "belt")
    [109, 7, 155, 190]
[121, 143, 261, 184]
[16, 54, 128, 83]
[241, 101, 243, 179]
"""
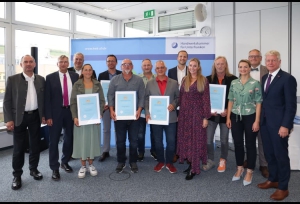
[24, 109, 38, 114]
[62, 105, 70, 109]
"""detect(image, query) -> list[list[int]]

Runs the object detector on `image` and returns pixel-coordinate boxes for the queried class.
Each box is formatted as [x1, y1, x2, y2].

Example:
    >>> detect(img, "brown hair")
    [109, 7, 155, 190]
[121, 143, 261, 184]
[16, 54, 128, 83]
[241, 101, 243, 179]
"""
[79, 63, 96, 79]
[210, 56, 233, 80]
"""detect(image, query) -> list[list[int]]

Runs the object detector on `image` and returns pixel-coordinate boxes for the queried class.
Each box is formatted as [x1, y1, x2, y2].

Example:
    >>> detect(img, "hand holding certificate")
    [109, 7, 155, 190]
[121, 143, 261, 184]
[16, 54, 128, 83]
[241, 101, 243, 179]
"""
[209, 84, 226, 114]
[148, 96, 169, 125]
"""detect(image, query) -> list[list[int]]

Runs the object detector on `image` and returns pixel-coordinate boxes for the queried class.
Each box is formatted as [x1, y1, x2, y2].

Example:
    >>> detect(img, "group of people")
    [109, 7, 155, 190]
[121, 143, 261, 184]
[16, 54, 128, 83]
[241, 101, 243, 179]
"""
[3, 49, 297, 201]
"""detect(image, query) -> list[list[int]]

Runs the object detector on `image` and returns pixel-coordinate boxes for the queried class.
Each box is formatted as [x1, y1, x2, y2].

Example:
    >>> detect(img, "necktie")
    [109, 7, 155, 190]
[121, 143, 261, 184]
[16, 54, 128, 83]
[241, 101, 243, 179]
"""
[251, 68, 259, 71]
[265, 74, 272, 93]
[63, 74, 69, 106]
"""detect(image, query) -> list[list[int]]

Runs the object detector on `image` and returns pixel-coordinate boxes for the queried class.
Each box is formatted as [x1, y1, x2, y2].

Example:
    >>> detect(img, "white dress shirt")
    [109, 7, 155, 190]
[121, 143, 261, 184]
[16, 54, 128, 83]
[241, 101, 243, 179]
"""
[250, 66, 260, 82]
[264, 68, 280, 91]
[177, 66, 186, 88]
[23, 72, 38, 111]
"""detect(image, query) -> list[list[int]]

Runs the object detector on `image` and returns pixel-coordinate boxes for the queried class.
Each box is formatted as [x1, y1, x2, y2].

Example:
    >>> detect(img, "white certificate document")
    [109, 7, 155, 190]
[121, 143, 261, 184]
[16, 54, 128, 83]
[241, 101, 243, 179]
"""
[209, 84, 226, 114]
[77, 93, 101, 126]
[148, 96, 169, 125]
[115, 91, 136, 120]
[100, 80, 110, 105]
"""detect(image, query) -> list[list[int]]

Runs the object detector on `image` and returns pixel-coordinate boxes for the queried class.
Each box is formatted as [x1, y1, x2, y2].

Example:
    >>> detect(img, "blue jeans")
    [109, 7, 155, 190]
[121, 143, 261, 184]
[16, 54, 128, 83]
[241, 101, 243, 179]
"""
[114, 120, 139, 164]
[137, 118, 156, 154]
[151, 122, 176, 164]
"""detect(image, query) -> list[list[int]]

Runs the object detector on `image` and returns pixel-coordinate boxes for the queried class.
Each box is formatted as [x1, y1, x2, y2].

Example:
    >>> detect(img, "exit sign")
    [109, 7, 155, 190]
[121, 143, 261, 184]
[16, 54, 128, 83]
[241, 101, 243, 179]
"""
[144, 9, 155, 18]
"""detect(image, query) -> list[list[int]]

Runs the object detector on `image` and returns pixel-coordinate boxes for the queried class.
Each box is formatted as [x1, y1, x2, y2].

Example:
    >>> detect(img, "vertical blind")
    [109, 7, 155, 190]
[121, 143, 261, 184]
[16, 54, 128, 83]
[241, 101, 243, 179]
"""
[158, 10, 195, 32]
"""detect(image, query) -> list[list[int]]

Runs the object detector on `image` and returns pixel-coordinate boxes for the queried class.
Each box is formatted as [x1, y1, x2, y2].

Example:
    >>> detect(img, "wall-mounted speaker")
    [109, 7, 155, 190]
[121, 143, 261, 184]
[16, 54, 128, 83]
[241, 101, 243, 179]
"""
[194, 3, 207, 22]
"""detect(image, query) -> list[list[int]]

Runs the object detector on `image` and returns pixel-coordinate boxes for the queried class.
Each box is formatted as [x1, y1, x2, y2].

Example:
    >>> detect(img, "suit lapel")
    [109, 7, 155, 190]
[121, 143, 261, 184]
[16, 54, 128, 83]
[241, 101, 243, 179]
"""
[267, 69, 282, 93]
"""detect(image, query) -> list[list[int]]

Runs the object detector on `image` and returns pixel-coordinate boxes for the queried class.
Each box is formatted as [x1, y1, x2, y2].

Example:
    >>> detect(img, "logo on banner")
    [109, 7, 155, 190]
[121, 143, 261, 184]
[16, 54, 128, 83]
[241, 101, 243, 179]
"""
[171, 42, 178, 48]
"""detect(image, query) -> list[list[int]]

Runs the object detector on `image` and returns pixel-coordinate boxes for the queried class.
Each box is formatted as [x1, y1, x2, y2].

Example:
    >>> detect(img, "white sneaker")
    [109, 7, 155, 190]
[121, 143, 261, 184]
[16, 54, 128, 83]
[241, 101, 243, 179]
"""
[89, 164, 98, 176]
[78, 166, 87, 178]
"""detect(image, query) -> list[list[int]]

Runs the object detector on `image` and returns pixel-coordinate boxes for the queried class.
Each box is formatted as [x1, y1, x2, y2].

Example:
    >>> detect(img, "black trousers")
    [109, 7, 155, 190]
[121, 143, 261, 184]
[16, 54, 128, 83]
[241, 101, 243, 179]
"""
[12, 110, 41, 177]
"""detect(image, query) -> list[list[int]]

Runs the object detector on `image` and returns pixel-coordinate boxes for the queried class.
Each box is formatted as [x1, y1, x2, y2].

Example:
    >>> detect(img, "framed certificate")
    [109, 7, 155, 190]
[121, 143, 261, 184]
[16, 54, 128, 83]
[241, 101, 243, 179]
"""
[100, 80, 110, 105]
[209, 84, 226, 114]
[115, 91, 136, 120]
[77, 93, 101, 126]
[148, 96, 169, 125]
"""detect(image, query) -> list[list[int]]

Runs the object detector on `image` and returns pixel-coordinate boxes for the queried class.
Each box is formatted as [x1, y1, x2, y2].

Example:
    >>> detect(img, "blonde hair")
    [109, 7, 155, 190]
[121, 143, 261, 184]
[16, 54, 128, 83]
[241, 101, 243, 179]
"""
[184, 58, 206, 92]
[210, 56, 233, 80]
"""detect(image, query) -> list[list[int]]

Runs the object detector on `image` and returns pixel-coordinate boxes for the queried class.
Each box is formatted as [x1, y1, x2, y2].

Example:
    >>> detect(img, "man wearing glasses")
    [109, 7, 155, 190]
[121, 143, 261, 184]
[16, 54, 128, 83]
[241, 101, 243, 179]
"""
[97, 54, 122, 162]
[107, 59, 145, 173]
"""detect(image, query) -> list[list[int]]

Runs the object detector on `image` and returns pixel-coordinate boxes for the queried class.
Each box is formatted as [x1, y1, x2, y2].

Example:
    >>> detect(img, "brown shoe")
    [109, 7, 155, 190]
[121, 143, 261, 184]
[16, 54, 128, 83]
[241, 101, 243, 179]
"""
[98, 152, 110, 162]
[257, 180, 279, 189]
[173, 154, 179, 163]
[270, 189, 289, 201]
[243, 160, 247, 168]
[259, 166, 269, 178]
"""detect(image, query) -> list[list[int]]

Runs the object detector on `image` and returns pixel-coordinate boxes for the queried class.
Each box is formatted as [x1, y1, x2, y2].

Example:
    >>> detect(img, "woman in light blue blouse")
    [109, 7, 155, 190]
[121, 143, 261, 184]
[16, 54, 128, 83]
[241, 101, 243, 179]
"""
[226, 59, 262, 186]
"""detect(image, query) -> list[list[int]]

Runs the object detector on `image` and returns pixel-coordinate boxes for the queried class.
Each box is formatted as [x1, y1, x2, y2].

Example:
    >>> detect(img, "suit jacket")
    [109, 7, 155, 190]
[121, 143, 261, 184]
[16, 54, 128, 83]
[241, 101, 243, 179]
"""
[144, 77, 179, 123]
[167, 66, 188, 83]
[44, 71, 79, 120]
[97, 69, 122, 81]
[68, 67, 96, 79]
[70, 78, 105, 120]
[206, 74, 238, 123]
[3, 73, 45, 126]
[260, 69, 297, 131]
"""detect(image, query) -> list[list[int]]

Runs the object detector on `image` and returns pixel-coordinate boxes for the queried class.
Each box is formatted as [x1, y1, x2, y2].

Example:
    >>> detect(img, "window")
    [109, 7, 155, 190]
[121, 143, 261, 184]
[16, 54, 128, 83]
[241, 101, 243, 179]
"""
[15, 30, 70, 77]
[158, 11, 196, 33]
[15, 2, 70, 30]
[0, 2, 4, 19]
[76, 15, 111, 36]
[124, 18, 153, 37]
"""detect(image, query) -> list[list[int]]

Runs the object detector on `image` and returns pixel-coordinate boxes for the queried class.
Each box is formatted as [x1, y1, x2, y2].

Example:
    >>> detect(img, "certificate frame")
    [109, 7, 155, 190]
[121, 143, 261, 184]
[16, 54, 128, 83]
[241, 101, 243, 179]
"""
[209, 84, 226, 114]
[100, 80, 110, 105]
[77, 93, 101, 126]
[148, 96, 169, 125]
[115, 91, 136, 120]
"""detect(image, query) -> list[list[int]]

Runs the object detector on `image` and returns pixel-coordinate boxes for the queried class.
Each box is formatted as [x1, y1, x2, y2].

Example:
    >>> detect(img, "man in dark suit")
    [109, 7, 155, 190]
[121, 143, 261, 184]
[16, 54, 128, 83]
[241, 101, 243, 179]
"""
[68, 52, 96, 78]
[4, 54, 45, 190]
[257, 50, 297, 201]
[97, 54, 122, 162]
[167, 50, 188, 163]
[45, 55, 79, 181]
[243, 49, 269, 178]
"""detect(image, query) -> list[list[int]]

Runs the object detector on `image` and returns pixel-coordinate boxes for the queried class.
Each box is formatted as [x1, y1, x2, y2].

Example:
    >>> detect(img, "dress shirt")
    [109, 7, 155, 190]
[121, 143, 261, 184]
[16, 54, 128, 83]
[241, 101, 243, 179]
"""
[59, 71, 72, 106]
[74, 68, 82, 76]
[177, 66, 186, 88]
[250, 66, 260, 81]
[23, 72, 38, 111]
[156, 76, 168, 95]
[264, 68, 280, 91]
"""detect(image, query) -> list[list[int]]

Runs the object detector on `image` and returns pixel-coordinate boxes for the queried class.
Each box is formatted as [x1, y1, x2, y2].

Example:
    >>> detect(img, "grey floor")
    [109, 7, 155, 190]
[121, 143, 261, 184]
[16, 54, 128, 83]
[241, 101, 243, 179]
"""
[0, 143, 300, 202]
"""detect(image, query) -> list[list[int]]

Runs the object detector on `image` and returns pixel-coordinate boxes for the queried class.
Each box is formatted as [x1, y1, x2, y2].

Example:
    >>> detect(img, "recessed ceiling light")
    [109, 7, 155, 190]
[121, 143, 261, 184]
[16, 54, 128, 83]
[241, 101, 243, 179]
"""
[103, 8, 112, 12]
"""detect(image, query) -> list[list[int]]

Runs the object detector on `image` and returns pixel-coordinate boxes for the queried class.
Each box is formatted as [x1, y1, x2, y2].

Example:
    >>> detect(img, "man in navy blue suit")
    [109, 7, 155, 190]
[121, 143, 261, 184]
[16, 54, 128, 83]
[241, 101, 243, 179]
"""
[45, 55, 79, 181]
[257, 50, 297, 201]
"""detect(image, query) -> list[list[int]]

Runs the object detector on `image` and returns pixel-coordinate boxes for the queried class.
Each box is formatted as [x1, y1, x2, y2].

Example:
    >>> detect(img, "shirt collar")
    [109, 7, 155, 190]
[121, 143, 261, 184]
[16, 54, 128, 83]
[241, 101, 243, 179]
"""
[23, 72, 35, 81]
[156, 76, 168, 82]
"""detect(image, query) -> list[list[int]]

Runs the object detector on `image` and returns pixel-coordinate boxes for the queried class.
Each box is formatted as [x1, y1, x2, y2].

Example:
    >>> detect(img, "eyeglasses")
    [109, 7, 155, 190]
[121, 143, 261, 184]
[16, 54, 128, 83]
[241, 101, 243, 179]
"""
[58, 61, 69, 64]
[248, 55, 261, 59]
[156, 67, 165, 70]
[106, 60, 116, 63]
[122, 63, 132, 66]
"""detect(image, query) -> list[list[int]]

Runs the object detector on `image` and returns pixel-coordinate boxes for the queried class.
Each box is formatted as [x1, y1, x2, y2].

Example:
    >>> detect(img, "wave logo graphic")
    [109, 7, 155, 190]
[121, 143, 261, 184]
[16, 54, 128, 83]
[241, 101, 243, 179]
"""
[171, 42, 178, 48]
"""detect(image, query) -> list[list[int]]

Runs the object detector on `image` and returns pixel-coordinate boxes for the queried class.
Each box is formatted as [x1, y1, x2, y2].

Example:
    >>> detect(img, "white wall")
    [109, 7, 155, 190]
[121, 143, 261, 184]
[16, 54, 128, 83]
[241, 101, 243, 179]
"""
[292, 2, 300, 96]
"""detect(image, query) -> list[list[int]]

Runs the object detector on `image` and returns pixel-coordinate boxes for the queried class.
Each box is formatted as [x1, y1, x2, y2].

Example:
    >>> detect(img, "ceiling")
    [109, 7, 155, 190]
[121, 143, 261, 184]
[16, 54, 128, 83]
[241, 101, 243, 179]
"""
[51, 2, 199, 21]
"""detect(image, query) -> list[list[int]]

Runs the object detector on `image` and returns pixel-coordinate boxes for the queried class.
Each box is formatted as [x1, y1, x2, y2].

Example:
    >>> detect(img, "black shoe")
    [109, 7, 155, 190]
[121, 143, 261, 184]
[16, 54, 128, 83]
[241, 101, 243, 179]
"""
[150, 152, 157, 161]
[137, 153, 144, 162]
[98, 152, 110, 162]
[52, 170, 60, 181]
[11, 176, 22, 190]
[60, 163, 73, 173]
[185, 170, 196, 180]
[30, 169, 43, 180]
[183, 164, 191, 174]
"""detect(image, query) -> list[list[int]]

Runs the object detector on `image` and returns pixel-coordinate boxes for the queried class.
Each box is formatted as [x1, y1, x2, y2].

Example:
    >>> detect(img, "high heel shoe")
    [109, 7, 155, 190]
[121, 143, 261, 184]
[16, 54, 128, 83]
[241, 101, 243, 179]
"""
[185, 169, 196, 180]
[232, 166, 244, 181]
[183, 164, 191, 174]
[243, 169, 253, 186]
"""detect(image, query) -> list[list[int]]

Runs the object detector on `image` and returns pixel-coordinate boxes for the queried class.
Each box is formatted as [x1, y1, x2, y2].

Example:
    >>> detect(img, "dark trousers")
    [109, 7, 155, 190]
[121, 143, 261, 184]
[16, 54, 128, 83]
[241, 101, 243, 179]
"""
[114, 120, 139, 164]
[13, 110, 41, 177]
[49, 108, 73, 170]
[230, 113, 258, 170]
[260, 119, 290, 190]
[137, 117, 155, 154]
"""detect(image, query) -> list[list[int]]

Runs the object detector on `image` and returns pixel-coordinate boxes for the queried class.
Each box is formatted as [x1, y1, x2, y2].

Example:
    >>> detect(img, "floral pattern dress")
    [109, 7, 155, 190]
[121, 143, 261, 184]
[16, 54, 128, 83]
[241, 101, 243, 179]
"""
[177, 79, 211, 174]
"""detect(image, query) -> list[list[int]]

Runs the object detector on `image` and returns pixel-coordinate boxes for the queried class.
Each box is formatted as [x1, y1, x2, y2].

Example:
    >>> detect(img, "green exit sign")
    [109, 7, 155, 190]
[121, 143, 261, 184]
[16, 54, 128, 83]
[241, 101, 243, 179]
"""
[144, 9, 155, 18]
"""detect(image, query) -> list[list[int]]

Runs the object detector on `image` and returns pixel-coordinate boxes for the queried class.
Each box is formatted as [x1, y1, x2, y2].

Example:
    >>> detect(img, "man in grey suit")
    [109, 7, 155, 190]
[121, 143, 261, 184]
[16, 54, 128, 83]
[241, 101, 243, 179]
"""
[145, 60, 179, 174]
[243, 49, 269, 178]
[4, 55, 46, 190]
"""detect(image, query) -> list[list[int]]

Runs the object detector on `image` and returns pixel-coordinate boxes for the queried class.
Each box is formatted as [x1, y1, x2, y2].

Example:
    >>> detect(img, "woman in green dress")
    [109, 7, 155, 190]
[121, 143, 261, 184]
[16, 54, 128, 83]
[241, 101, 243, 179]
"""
[70, 64, 105, 179]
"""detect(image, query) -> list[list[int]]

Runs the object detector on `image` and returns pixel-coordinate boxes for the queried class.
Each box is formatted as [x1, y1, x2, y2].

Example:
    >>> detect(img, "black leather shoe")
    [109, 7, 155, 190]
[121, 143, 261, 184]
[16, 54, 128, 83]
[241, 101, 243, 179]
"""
[12, 176, 22, 190]
[98, 152, 110, 162]
[185, 170, 196, 180]
[52, 170, 60, 181]
[30, 169, 43, 180]
[183, 164, 191, 174]
[60, 163, 73, 173]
